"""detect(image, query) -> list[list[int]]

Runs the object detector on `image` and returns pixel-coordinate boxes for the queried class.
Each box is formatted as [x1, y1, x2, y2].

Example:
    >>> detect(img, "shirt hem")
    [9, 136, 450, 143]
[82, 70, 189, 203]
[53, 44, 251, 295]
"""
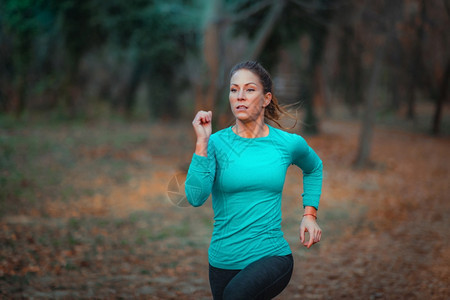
[208, 249, 292, 270]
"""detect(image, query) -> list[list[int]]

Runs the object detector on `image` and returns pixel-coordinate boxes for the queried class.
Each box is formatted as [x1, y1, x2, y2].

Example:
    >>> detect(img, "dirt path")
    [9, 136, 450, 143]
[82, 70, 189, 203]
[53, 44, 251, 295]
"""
[0, 119, 448, 299]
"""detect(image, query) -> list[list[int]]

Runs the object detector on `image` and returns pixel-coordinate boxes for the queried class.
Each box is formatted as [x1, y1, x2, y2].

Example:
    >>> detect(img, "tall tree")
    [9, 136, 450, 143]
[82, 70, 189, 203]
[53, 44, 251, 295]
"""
[199, 0, 224, 112]
[354, 46, 385, 168]
[405, 0, 426, 120]
[421, 0, 450, 135]
[1, 0, 44, 116]
[56, 0, 105, 117]
[244, 0, 286, 61]
[69, 0, 202, 119]
[296, 0, 332, 134]
[431, 62, 449, 135]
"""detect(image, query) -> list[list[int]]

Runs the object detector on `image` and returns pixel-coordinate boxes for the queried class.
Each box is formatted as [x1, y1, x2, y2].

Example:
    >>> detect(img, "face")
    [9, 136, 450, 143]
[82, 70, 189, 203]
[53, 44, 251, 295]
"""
[229, 69, 272, 123]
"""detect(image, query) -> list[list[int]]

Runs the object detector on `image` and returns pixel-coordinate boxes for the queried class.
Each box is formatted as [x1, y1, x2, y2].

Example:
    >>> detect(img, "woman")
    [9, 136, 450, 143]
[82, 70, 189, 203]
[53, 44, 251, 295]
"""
[185, 61, 323, 300]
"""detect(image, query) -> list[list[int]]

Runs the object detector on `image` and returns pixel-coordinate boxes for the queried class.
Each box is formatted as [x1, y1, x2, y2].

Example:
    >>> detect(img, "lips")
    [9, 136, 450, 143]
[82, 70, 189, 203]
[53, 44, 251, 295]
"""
[236, 105, 248, 110]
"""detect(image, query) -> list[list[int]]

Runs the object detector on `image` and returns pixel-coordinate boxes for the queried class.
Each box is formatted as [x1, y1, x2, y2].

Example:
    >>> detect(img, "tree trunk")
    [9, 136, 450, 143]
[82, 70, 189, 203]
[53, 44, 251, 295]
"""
[354, 47, 385, 168]
[431, 62, 449, 135]
[339, 26, 362, 117]
[245, 0, 285, 61]
[123, 63, 145, 119]
[389, 75, 401, 112]
[406, 0, 426, 120]
[14, 76, 26, 118]
[405, 83, 416, 120]
[319, 65, 333, 117]
[302, 17, 330, 135]
[202, 3, 221, 111]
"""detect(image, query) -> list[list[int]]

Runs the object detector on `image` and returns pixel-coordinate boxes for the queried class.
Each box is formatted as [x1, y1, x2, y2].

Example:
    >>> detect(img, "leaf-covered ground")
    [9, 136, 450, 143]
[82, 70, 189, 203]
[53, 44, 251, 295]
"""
[0, 117, 449, 299]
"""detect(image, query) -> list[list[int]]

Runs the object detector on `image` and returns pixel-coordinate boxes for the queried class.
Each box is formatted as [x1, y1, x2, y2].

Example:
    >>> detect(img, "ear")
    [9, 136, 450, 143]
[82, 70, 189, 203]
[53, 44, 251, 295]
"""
[263, 92, 272, 108]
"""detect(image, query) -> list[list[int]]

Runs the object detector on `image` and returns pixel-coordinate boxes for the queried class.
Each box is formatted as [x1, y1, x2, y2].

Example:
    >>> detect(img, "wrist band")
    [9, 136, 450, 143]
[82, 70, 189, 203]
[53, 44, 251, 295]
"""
[303, 213, 317, 219]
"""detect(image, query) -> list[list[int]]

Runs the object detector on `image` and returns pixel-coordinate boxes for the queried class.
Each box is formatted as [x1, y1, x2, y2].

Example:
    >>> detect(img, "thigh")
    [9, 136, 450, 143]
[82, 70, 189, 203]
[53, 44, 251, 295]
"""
[223, 254, 294, 300]
[209, 264, 240, 300]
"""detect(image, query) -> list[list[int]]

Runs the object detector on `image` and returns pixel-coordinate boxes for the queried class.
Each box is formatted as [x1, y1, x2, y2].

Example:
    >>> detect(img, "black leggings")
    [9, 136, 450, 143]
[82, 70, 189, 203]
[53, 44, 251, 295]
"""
[209, 254, 294, 300]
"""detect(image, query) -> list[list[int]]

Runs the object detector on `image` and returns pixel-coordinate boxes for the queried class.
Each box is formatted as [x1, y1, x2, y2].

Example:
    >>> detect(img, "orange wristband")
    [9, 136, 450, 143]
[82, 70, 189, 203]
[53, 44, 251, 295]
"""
[303, 213, 317, 219]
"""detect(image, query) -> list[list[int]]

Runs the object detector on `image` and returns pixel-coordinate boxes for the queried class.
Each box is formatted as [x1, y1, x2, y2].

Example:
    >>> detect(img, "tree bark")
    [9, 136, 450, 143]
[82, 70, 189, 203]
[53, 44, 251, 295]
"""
[302, 18, 330, 135]
[14, 76, 26, 118]
[197, 0, 226, 115]
[431, 62, 449, 135]
[202, 0, 222, 111]
[124, 62, 145, 118]
[406, 0, 426, 120]
[354, 46, 385, 168]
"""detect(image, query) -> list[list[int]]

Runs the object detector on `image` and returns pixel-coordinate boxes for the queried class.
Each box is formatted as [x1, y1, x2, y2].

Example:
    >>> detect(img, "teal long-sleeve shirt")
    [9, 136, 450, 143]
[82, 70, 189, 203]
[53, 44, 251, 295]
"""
[185, 124, 323, 269]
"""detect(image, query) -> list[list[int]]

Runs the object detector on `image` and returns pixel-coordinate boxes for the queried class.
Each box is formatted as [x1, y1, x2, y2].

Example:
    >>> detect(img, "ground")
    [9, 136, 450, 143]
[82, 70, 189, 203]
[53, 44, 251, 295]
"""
[0, 116, 449, 299]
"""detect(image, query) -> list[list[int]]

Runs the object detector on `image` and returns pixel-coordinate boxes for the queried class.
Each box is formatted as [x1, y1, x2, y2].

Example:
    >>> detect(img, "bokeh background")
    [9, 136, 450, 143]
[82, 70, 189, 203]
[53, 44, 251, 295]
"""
[1, 0, 449, 299]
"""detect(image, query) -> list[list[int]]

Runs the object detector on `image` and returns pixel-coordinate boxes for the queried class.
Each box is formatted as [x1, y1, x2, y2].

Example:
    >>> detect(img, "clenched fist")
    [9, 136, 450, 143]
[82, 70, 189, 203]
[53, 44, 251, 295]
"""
[192, 110, 212, 156]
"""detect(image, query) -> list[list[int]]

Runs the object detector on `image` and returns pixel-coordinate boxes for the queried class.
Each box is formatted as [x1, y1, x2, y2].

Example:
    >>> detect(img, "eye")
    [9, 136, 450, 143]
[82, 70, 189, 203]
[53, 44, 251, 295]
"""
[247, 88, 255, 92]
[230, 88, 237, 93]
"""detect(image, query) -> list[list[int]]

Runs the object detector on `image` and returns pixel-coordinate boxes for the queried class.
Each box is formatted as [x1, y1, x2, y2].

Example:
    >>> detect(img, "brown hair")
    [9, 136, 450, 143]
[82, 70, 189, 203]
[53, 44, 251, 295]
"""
[230, 61, 296, 128]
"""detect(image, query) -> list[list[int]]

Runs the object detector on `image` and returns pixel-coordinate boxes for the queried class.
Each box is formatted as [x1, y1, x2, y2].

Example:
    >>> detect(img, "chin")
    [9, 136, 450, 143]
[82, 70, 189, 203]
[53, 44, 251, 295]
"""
[236, 111, 264, 123]
[233, 112, 250, 121]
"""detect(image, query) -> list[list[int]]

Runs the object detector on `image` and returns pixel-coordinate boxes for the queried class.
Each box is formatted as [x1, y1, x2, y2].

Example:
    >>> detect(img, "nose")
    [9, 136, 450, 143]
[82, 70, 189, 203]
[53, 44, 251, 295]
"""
[237, 89, 245, 100]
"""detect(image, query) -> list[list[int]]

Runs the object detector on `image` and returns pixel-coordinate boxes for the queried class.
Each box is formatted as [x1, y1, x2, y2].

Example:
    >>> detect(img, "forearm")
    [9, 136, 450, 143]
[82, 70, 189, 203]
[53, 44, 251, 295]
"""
[185, 151, 215, 207]
[302, 161, 323, 210]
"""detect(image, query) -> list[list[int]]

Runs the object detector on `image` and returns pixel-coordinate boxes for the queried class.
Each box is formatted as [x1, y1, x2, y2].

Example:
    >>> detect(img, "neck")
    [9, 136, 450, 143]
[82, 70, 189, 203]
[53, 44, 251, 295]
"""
[234, 118, 268, 138]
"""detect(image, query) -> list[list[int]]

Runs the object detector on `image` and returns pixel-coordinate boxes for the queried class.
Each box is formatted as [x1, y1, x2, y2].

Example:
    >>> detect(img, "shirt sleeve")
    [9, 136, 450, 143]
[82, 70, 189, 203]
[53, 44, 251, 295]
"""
[185, 140, 216, 207]
[291, 135, 323, 210]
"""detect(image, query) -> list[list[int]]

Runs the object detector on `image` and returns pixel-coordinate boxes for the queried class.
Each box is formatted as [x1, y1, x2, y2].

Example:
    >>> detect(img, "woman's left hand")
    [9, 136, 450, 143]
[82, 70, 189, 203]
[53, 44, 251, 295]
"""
[300, 216, 322, 248]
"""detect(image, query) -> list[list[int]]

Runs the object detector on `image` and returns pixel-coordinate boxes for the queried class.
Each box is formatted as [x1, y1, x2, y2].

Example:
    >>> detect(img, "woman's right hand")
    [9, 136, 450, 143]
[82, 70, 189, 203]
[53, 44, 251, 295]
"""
[192, 110, 212, 156]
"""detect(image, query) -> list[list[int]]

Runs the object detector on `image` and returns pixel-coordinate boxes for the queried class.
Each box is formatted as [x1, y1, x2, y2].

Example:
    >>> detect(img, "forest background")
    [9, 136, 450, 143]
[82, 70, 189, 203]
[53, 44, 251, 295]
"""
[1, 0, 449, 299]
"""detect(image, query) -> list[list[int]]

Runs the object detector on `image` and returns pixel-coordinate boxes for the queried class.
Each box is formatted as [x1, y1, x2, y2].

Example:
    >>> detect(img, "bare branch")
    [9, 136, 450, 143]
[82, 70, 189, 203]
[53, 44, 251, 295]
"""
[221, 0, 273, 24]
[245, 0, 286, 60]
[289, 0, 353, 11]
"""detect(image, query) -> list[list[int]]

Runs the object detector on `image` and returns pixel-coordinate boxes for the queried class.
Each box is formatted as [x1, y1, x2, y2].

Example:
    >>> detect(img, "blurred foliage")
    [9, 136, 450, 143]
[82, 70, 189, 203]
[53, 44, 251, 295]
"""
[0, 0, 448, 134]
[0, 0, 203, 118]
